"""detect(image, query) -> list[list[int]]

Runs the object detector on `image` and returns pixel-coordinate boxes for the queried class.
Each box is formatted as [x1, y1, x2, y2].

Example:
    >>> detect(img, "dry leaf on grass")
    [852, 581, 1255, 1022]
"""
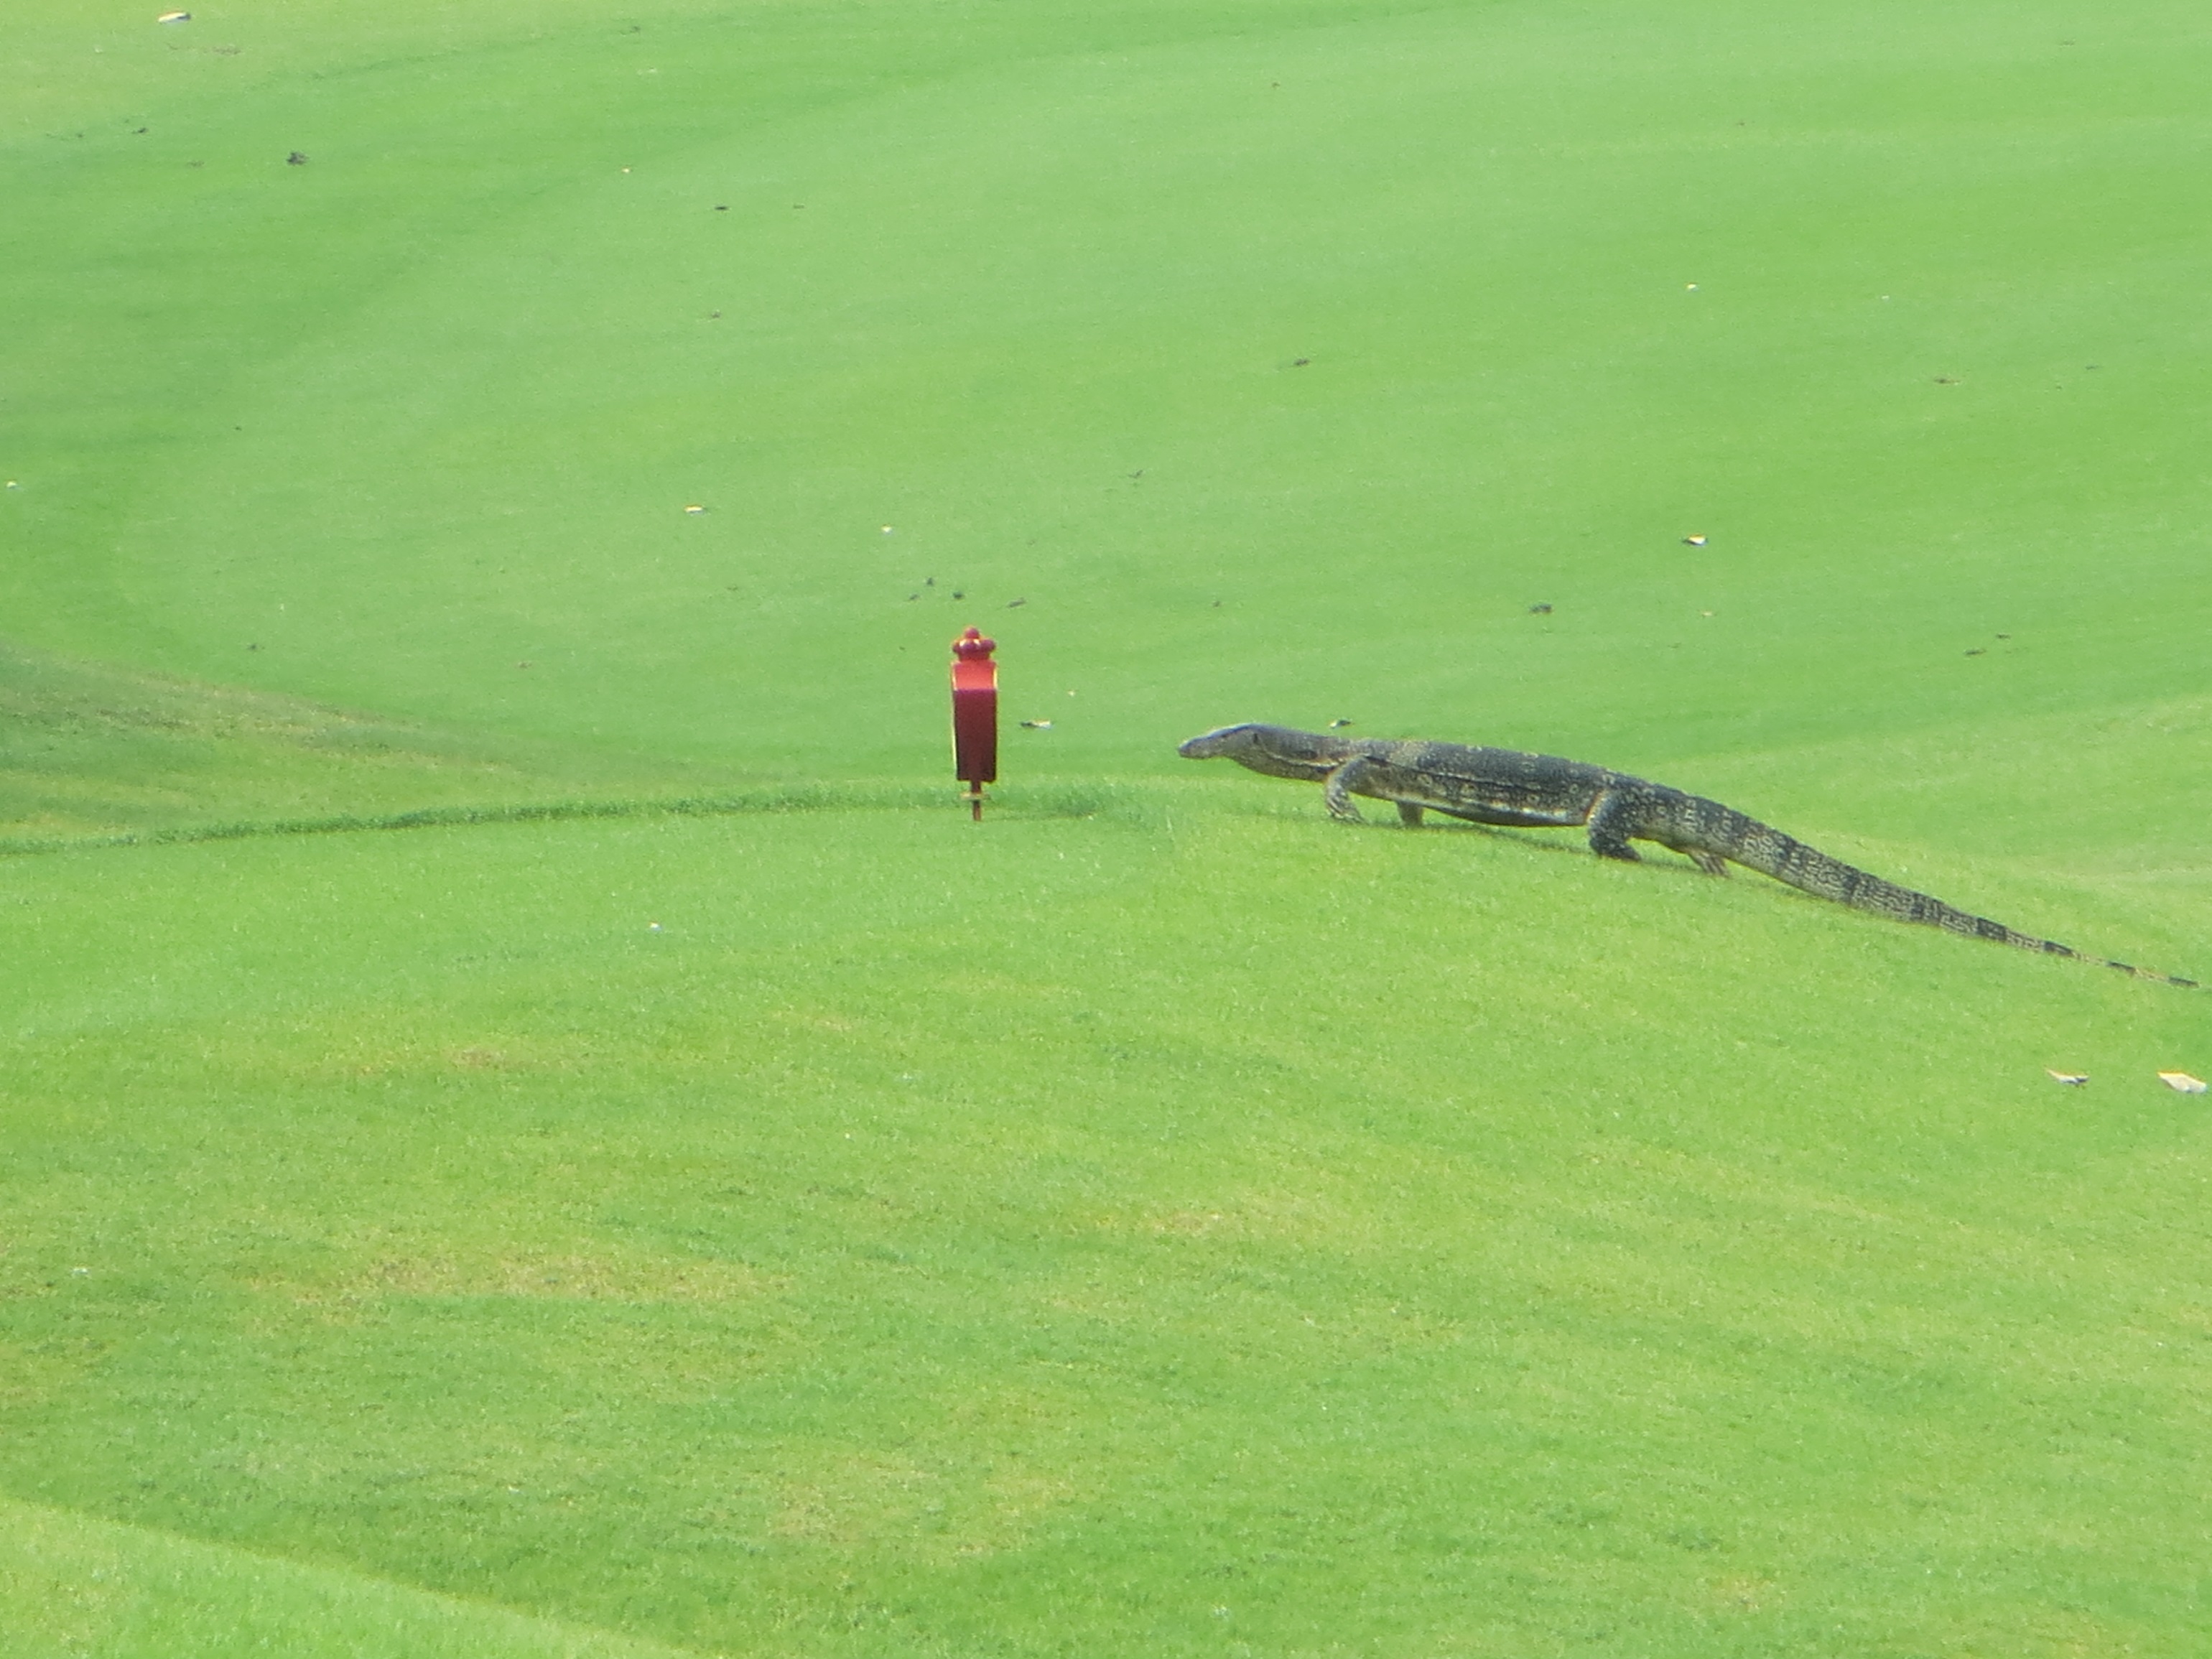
[2157, 1072, 2207, 1095]
[2046, 1070, 2089, 1086]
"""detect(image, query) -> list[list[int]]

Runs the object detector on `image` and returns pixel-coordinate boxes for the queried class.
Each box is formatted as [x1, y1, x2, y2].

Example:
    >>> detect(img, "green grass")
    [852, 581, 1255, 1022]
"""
[14, 0, 2212, 776]
[4, 804, 2208, 1655]
[0, 641, 675, 842]
[0, 1495, 691, 1659]
[5, 0, 2212, 1653]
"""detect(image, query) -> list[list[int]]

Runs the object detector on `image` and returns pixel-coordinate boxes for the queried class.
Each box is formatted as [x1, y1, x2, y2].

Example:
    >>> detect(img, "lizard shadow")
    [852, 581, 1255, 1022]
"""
[1403, 819, 1726, 881]
[1224, 799, 1723, 881]
[1398, 817, 1995, 924]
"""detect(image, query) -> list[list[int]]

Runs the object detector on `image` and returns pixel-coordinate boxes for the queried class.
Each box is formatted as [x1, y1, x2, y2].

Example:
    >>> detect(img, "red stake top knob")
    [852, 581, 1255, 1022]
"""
[953, 626, 997, 660]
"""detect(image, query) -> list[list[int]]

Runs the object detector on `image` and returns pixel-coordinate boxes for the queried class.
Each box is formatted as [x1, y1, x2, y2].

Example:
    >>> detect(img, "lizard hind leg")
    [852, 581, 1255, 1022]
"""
[1683, 848, 1730, 877]
[1397, 801, 1426, 828]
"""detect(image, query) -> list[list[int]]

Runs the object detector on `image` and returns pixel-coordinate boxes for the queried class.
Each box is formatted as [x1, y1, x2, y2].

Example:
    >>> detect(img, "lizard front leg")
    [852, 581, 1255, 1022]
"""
[1584, 785, 1644, 862]
[1396, 801, 1426, 827]
[1322, 756, 1378, 822]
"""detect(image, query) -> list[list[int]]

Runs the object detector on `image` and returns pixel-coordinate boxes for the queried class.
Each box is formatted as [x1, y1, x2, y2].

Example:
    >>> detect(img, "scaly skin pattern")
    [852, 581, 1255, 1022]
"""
[1177, 724, 2195, 987]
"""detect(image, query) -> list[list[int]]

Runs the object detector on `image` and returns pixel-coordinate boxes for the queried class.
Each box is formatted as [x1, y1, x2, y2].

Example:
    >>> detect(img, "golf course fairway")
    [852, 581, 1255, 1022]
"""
[4, 0, 2209, 1653]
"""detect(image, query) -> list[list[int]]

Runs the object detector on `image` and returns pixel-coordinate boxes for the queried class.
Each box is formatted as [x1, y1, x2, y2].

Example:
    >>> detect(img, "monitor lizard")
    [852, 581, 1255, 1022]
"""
[1178, 723, 2193, 986]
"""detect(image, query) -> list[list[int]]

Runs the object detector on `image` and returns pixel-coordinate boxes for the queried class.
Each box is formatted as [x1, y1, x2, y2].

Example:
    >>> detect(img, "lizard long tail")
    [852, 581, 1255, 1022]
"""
[1663, 793, 2195, 988]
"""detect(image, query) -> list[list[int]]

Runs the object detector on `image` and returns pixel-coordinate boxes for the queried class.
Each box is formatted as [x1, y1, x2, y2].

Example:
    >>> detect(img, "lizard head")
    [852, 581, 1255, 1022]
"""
[1177, 723, 1340, 780]
[1176, 724, 1266, 761]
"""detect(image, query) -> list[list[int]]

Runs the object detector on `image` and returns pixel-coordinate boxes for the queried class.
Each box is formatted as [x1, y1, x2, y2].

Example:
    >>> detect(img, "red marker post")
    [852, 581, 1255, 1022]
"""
[950, 627, 998, 820]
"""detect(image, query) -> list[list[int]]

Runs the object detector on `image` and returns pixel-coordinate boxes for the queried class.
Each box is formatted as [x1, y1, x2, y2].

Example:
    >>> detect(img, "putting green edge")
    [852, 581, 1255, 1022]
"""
[0, 1492, 704, 1659]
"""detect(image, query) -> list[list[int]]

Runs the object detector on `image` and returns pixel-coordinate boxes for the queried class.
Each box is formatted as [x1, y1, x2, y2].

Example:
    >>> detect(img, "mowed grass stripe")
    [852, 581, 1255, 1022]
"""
[0, 1495, 706, 1659]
